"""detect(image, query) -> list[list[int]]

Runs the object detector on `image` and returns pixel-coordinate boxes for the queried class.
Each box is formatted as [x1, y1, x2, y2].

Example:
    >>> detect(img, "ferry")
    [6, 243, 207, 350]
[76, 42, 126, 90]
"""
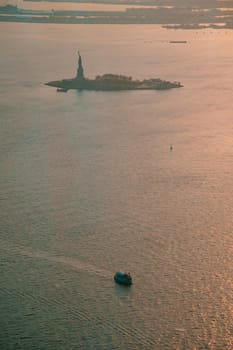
[114, 272, 132, 286]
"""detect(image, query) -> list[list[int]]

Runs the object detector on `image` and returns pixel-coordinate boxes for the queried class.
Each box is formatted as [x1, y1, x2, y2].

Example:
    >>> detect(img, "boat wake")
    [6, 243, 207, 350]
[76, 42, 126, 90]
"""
[0, 239, 112, 279]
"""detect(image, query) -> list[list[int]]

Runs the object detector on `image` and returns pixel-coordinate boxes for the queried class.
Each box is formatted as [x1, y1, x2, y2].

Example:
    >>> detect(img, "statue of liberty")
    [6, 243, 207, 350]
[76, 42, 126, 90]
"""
[76, 51, 84, 81]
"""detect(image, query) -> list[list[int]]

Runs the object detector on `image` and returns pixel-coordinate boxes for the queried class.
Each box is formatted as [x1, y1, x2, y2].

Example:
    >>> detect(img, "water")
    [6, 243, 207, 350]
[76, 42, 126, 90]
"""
[1, 22, 233, 349]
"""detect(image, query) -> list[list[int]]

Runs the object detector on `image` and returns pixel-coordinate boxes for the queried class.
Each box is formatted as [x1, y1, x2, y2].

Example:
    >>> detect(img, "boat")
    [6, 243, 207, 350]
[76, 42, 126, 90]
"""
[57, 88, 68, 92]
[114, 271, 132, 286]
[169, 40, 187, 44]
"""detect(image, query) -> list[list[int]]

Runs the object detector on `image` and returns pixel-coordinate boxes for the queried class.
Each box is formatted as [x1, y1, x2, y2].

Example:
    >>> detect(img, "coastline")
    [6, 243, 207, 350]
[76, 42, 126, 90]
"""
[46, 77, 183, 91]
[1, 4, 233, 28]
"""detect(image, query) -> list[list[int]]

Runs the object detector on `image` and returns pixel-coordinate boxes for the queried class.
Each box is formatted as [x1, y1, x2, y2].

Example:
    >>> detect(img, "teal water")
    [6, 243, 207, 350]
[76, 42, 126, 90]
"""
[1, 23, 233, 349]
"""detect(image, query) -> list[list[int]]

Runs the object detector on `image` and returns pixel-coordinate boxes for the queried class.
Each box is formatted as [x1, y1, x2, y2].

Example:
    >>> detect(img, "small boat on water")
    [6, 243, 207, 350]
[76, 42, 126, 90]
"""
[114, 271, 132, 286]
[169, 40, 187, 44]
[57, 88, 68, 92]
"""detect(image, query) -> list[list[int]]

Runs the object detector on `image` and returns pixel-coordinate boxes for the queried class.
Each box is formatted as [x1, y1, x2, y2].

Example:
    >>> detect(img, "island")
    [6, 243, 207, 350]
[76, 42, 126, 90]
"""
[46, 52, 183, 92]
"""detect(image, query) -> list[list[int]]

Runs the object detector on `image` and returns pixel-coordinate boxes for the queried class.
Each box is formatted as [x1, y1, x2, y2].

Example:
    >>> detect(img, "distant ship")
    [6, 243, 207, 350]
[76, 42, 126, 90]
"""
[46, 51, 183, 92]
[169, 40, 187, 44]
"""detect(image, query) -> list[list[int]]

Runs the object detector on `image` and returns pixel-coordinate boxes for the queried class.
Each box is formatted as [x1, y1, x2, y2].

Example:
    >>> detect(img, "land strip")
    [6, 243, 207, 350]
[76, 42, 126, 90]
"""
[1, 3, 233, 28]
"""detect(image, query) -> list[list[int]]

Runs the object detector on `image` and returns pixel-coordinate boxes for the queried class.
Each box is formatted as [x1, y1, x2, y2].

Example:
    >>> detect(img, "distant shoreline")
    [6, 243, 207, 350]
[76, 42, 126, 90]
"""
[1, 3, 233, 27]
[22, 0, 233, 8]
[0, 15, 232, 29]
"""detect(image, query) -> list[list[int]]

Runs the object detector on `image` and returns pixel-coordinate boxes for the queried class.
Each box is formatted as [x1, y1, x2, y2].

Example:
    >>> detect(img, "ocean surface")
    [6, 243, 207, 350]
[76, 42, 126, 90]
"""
[1, 22, 233, 350]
